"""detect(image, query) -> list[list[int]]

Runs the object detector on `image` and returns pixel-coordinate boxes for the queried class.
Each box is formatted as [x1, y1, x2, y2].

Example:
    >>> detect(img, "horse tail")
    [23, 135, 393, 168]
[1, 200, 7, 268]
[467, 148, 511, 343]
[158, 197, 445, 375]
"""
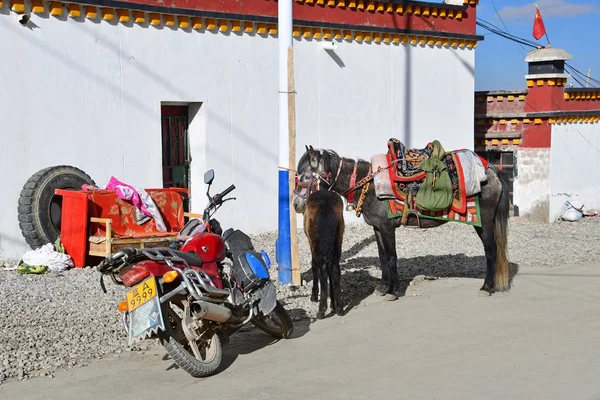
[494, 168, 510, 291]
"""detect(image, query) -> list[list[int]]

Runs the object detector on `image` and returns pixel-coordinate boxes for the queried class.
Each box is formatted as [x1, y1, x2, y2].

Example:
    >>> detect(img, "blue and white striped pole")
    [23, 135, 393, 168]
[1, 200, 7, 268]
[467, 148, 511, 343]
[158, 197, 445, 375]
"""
[276, 0, 294, 285]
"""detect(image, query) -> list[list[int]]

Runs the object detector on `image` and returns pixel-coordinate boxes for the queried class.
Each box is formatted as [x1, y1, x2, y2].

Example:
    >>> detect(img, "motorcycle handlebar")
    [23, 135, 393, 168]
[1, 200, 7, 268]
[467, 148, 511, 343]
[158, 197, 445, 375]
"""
[220, 184, 236, 199]
[204, 183, 236, 222]
[110, 251, 125, 261]
[97, 248, 137, 273]
[211, 184, 236, 206]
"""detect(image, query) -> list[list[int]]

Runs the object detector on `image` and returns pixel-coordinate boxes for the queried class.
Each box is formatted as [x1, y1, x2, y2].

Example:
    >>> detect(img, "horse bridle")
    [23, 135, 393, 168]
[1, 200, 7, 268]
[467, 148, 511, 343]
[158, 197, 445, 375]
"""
[295, 149, 401, 218]
[294, 157, 345, 200]
[295, 151, 384, 218]
[293, 167, 330, 199]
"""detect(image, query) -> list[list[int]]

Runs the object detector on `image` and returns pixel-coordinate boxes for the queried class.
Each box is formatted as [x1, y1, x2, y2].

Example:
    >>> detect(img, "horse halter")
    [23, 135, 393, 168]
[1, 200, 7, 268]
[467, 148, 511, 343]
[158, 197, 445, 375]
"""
[293, 167, 331, 200]
[294, 153, 349, 200]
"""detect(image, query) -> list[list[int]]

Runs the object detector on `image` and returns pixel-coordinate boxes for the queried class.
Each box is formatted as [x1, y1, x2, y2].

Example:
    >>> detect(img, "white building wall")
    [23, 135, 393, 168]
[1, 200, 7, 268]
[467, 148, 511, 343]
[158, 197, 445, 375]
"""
[550, 123, 600, 221]
[0, 10, 475, 260]
[513, 148, 551, 223]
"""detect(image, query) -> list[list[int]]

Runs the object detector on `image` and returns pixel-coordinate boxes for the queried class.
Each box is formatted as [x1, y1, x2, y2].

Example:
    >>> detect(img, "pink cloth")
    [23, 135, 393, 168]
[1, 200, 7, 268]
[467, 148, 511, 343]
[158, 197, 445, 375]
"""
[105, 176, 167, 232]
[105, 176, 152, 217]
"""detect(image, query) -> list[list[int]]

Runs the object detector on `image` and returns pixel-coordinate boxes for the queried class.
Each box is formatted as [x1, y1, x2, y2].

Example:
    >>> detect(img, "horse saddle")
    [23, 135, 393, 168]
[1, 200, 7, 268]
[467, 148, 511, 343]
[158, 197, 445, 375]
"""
[387, 138, 436, 182]
[371, 139, 442, 200]
[370, 139, 451, 226]
[372, 138, 490, 227]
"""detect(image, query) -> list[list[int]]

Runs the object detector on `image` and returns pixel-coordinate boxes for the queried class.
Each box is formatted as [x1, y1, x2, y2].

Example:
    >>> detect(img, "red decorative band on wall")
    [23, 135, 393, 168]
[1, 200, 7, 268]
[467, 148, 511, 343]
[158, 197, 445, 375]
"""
[66, 0, 478, 36]
[292, 7, 476, 35]
[521, 123, 551, 148]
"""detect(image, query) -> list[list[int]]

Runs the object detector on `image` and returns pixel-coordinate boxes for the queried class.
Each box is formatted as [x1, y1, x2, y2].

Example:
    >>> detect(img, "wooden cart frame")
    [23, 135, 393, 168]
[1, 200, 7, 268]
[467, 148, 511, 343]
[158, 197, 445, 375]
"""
[87, 213, 202, 258]
[55, 186, 202, 268]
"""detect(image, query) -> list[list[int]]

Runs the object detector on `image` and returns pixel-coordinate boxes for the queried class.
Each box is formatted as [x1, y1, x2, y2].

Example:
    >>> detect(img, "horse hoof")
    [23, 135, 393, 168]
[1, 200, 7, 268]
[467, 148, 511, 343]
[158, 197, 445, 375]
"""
[316, 311, 326, 319]
[478, 290, 492, 297]
[383, 293, 398, 301]
[373, 288, 386, 297]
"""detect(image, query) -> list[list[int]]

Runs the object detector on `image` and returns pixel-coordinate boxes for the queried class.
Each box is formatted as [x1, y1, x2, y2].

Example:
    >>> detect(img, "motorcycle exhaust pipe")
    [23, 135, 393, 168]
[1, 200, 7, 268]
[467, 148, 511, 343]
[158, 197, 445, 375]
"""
[192, 300, 232, 323]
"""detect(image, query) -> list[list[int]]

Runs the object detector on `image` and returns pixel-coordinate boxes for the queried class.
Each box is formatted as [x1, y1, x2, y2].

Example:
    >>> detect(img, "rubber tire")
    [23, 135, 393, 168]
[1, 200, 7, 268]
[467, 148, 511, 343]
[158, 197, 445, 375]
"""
[18, 165, 96, 249]
[160, 329, 222, 378]
[251, 300, 294, 339]
[158, 305, 222, 378]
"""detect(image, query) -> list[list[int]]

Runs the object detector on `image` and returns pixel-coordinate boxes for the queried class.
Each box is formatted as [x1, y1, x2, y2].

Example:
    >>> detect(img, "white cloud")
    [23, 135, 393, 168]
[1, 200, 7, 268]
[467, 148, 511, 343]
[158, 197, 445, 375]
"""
[497, 0, 596, 23]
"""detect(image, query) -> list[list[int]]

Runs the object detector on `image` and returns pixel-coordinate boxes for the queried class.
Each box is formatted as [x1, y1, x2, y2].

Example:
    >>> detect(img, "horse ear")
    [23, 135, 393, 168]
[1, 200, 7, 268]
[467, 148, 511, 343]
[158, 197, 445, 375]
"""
[305, 145, 310, 153]
[308, 148, 319, 169]
[309, 145, 314, 152]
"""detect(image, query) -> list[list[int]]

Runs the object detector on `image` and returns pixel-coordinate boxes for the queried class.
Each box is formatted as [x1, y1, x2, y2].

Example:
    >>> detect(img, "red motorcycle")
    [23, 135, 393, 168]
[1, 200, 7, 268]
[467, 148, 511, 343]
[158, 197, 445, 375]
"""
[97, 169, 293, 377]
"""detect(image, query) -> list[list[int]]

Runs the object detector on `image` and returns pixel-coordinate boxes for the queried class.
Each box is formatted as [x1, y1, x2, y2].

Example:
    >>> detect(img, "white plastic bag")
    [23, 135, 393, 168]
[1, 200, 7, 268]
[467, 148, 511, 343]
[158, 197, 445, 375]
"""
[22, 243, 74, 272]
[561, 198, 584, 222]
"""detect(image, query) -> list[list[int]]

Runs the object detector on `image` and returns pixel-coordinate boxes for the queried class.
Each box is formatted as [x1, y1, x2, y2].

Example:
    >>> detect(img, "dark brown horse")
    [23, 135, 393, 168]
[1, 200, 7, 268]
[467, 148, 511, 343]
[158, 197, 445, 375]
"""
[298, 187, 345, 318]
[293, 145, 510, 301]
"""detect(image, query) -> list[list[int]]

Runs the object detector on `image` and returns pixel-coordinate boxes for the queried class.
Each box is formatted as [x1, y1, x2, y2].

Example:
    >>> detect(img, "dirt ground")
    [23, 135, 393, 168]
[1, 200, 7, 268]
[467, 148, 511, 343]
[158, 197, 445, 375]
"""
[2, 261, 600, 400]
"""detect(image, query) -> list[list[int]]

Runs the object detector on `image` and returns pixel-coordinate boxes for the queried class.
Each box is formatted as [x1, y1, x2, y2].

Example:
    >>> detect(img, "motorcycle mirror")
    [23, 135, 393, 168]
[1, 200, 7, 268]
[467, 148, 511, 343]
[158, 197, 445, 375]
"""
[204, 169, 215, 185]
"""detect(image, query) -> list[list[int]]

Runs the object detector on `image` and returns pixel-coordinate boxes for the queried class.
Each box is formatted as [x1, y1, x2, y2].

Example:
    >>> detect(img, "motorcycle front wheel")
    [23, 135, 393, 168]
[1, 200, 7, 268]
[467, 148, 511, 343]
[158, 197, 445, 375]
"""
[251, 300, 294, 339]
[159, 305, 222, 378]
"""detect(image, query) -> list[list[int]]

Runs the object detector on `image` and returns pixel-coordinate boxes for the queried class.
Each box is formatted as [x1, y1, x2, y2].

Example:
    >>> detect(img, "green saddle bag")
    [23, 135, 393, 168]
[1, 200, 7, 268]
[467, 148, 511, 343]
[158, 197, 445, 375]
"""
[416, 140, 453, 212]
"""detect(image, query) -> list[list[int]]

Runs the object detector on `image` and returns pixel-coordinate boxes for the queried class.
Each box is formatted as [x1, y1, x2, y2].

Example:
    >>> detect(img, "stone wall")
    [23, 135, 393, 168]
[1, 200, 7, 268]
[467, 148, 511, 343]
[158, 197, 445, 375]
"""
[513, 148, 551, 222]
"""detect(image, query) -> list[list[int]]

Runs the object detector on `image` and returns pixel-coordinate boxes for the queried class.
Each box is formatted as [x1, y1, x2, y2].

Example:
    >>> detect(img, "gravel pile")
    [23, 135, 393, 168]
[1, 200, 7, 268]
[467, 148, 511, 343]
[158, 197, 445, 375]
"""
[1, 217, 599, 383]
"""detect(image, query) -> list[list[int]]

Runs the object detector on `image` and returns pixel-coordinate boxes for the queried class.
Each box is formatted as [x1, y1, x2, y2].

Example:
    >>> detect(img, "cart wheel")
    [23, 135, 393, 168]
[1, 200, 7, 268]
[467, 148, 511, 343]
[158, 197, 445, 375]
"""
[18, 165, 96, 249]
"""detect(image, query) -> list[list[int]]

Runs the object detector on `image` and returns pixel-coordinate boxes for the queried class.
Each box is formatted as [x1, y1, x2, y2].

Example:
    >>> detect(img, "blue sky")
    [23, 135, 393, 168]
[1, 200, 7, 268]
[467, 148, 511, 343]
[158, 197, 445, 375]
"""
[474, 0, 600, 91]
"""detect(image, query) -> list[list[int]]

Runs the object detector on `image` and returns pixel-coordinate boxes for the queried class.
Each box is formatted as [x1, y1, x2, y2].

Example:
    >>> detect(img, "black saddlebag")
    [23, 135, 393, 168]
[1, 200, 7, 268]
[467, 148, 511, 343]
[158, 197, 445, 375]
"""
[224, 229, 270, 293]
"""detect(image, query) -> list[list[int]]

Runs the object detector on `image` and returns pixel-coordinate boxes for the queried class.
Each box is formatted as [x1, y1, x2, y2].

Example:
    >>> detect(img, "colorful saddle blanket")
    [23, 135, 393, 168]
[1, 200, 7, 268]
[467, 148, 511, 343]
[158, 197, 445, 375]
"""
[385, 195, 482, 227]
[371, 138, 489, 215]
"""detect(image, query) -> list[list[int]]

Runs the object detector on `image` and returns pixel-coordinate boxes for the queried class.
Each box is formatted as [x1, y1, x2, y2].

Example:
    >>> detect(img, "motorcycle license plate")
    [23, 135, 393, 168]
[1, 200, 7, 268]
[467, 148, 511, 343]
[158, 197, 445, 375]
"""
[126, 277, 165, 345]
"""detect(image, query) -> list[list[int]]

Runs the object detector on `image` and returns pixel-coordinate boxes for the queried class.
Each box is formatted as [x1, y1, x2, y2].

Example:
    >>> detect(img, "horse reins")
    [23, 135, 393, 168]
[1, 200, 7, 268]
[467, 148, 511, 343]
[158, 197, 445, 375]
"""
[331, 157, 400, 217]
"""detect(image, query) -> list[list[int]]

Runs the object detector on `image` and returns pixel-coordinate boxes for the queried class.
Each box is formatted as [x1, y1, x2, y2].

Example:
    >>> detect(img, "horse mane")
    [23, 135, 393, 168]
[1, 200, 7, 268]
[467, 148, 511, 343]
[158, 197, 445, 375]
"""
[298, 147, 340, 173]
[297, 151, 310, 172]
[298, 146, 372, 186]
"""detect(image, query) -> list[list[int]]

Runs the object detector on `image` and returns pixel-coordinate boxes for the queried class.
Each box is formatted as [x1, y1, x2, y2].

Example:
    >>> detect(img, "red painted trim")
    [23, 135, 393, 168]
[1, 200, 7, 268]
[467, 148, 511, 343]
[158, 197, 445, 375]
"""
[293, 6, 476, 35]
[483, 99, 526, 115]
[524, 86, 565, 113]
[478, 86, 600, 123]
[548, 93, 600, 112]
[525, 85, 600, 113]
[129, 0, 275, 15]
[115, 0, 476, 35]
[556, 100, 600, 112]
[521, 123, 551, 148]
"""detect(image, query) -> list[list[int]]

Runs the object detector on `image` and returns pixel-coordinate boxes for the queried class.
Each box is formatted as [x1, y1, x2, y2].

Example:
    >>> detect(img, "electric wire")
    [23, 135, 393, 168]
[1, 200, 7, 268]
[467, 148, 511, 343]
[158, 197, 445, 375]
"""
[488, 0, 528, 57]
[476, 16, 600, 88]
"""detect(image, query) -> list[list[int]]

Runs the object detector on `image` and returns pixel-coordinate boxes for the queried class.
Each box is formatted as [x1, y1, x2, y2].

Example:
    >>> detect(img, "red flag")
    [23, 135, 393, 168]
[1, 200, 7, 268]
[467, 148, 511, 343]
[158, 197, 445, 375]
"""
[533, 6, 547, 40]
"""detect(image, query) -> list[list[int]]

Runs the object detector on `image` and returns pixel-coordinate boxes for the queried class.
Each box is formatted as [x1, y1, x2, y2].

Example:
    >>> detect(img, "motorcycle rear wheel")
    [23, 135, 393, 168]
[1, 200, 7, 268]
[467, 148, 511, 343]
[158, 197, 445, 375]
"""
[251, 300, 294, 339]
[159, 305, 222, 378]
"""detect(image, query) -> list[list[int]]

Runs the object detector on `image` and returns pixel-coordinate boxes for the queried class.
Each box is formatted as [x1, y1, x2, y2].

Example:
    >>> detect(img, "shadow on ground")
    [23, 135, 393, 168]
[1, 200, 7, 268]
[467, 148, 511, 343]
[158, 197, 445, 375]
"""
[302, 248, 520, 318]
[161, 313, 311, 376]
[163, 237, 520, 375]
